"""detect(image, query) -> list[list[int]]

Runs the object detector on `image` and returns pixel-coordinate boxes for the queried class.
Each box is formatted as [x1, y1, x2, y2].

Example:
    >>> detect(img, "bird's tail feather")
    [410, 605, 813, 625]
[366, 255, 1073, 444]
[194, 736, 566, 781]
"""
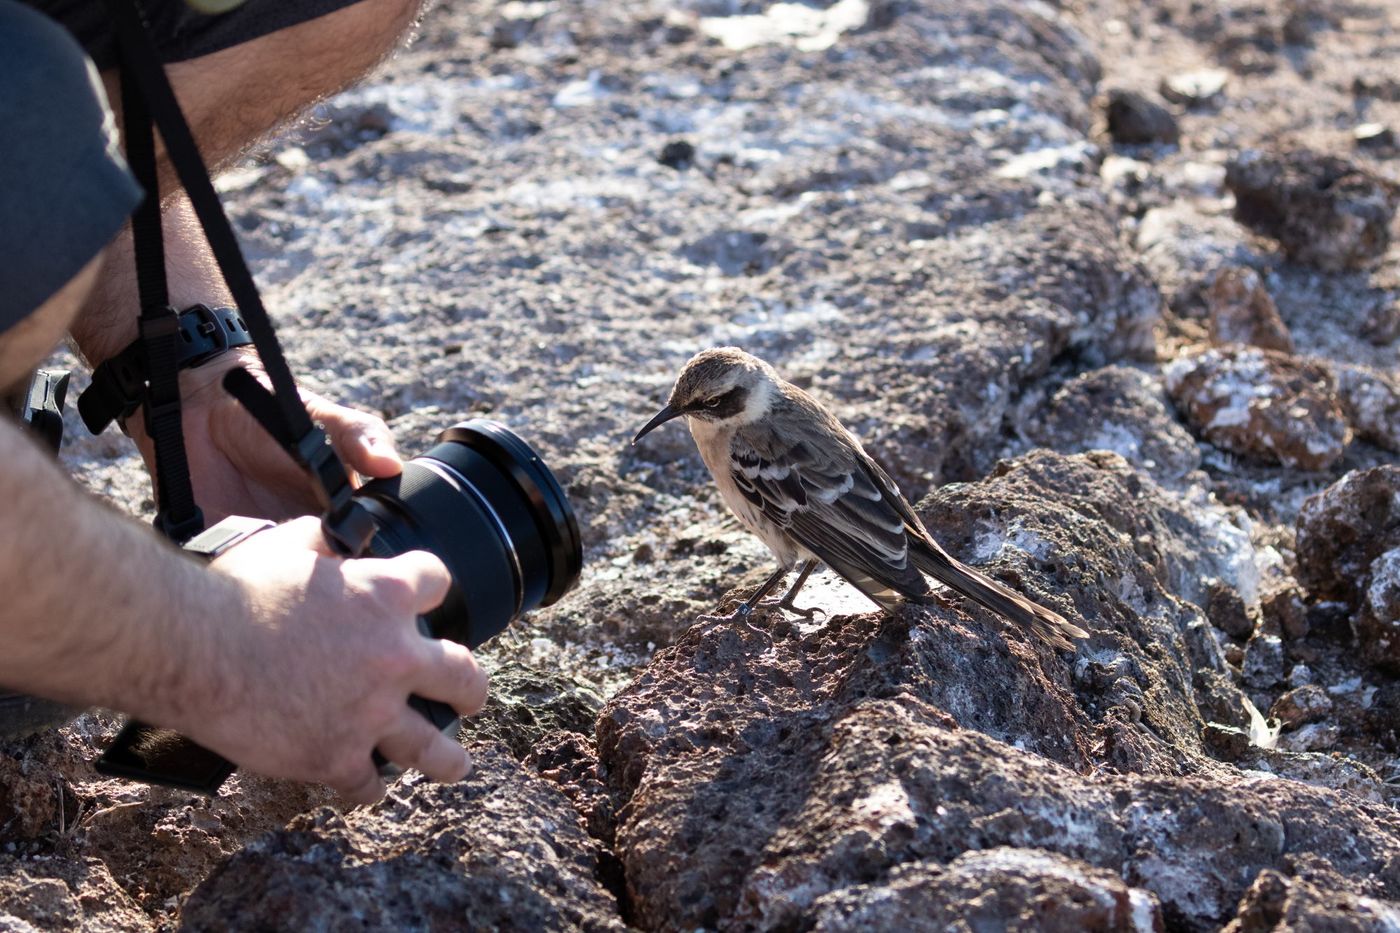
[911, 545, 1088, 651]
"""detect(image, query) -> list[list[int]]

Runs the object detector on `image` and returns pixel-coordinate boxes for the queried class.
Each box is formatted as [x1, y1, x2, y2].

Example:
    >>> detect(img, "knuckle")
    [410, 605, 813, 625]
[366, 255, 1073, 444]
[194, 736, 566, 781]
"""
[373, 639, 420, 678]
[412, 550, 451, 586]
[372, 573, 419, 613]
[400, 729, 437, 770]
[366, 694, 407, 733]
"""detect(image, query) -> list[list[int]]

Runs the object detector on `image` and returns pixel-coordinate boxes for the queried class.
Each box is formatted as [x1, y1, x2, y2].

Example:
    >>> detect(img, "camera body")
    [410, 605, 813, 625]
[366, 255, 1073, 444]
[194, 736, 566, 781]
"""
[95, 420, 582, 793]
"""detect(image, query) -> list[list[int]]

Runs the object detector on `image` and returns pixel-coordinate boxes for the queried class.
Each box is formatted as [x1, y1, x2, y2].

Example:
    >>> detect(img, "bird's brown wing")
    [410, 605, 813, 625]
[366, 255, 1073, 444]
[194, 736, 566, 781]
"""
[730, 407, 930, 610]
[855, 434, 1089, 649]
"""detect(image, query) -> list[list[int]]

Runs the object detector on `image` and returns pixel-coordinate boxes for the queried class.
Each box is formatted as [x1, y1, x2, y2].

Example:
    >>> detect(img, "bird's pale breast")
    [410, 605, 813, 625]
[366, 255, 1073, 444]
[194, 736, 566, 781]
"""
[689, 418, 804, 567]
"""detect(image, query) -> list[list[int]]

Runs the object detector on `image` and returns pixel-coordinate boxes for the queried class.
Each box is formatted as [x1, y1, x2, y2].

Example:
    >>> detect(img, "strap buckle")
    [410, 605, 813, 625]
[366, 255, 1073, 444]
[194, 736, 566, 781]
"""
[77, 342, 147, 434]
[179, 304, 250, 367]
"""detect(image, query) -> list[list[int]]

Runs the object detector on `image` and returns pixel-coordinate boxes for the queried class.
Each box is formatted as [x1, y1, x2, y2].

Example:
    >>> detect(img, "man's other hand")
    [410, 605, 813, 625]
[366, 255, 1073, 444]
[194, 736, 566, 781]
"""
[125, 348, 402, 524]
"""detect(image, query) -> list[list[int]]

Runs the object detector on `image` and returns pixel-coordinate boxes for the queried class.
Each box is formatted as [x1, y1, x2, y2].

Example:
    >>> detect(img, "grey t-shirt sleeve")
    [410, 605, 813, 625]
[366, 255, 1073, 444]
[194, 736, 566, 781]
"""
[0, 0, 143, 330]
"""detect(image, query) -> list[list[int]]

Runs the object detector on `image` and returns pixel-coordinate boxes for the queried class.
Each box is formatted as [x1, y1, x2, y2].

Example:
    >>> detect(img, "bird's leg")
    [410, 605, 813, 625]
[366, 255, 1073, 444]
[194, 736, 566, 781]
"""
[732, 564, 790, 635]
[775, 560, 824, 619]
[735, 565, 789, 616]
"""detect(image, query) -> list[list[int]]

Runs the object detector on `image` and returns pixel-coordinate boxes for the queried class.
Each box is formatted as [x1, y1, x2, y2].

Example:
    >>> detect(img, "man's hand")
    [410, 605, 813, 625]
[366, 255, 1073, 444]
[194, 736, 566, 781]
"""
[124, 349, 402, 524]
[189, 517, 487, 803]
[1, 422, 487, 805]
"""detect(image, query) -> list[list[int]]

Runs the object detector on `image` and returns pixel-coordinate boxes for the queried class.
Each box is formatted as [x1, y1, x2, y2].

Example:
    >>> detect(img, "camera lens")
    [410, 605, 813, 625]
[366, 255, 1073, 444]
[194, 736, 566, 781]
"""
[350, 420, 582, 648]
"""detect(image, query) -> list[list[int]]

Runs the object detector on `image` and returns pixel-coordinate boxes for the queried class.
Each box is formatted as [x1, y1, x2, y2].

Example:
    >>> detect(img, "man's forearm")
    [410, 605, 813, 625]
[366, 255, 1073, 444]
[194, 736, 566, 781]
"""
[69, 195, 234, 368]
[0, 414, 245, 721]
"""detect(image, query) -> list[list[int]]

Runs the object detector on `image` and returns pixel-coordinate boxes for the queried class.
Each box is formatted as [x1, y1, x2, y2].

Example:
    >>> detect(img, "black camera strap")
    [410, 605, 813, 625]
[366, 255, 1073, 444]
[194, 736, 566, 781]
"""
[104, 0, 376, 555]
[111, 30, 202, 543]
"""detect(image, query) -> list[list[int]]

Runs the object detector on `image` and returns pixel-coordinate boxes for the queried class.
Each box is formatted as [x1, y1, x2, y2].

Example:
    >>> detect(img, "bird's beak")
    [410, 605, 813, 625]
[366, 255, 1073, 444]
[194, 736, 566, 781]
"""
[632, 403, 686, 445]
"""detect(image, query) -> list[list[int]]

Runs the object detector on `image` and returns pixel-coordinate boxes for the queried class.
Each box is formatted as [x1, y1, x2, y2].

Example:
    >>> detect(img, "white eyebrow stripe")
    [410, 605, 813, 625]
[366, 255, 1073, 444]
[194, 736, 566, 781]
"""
[741, 378, 775, 422]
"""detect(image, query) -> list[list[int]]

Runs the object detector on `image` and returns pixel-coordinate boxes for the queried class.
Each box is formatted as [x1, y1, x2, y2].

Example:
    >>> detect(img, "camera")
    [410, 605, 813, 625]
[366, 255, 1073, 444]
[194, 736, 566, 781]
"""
[95, 419, 582, 793]
[352, 420, 582, 648]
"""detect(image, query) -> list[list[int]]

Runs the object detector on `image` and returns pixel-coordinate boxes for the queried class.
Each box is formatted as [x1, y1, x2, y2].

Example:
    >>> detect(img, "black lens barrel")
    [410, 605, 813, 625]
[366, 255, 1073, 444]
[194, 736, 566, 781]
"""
[431, 421, 582, 608]
[351, 420, 581, 649]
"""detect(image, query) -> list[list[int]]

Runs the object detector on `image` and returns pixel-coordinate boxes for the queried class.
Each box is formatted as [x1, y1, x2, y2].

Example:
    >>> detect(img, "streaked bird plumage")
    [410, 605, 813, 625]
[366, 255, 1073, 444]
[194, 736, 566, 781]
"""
[633, 347, 1088, 650]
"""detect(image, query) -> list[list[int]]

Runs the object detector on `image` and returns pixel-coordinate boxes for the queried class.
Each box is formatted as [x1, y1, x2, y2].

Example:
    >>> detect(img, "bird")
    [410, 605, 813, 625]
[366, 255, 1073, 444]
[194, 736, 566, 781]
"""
[632, 347, 1088, 650]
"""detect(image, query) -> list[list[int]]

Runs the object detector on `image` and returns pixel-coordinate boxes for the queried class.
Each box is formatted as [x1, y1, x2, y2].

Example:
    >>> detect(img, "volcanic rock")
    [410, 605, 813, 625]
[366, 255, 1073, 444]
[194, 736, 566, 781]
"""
[1262, 586, 1308, 641]
[1223, 869, 1400, 932]
[1205, 266, 1294, 353]
[1356, 548, 1400, 673]
[1295, 466, 1400, 606]
[1104, 88, 1180, 145]
[178, 745, 624, 932]
[459, 661, 605, 759]
[1164, 346, 1350, 470]
[1242, 631, 1284, 688]
[6, 0, 1400, 927]
[1329, 362, 1400, 454]
[0, 857, 151, 932]
[598, 450, 1399, 931]
[525, 730, 616, 846]
[1268, 684, 1332, 728]
[808, 848, 1162, 932]
[1027, 365, 1202, 483]
[488, 0, 549, 49]
[0, 753, 61, 842]
[1205, 577, 1254, 639]
[1361, 300, 1400, 346]
[1136, 204, 1263, 315]
[1276, 721, 1338, 753]
[1353, 75, 1400, 102]
[1224, 150, 1400, 271]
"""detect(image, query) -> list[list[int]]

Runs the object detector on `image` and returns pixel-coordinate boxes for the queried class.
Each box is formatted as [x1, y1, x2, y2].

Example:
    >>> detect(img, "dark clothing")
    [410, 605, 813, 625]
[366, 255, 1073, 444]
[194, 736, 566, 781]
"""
[0, 0, 366, 328]
[0, 0, 142, 328]
[23, 0, 367, 70]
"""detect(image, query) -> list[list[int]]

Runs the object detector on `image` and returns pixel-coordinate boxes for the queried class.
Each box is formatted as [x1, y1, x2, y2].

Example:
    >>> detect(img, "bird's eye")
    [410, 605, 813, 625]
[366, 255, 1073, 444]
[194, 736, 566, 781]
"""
[704, 396, 723, 409]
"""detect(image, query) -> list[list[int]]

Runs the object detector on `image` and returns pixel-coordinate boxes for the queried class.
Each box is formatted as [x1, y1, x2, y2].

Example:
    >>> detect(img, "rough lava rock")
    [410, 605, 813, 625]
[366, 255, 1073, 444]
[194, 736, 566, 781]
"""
[1164, 345, 1351, 471]
[1296, 467, 1400, 672]
[1295, 466, 1400, 607]
[1104, 88, 1181, 145]
[1358, 548, 1400, 672]
[1267, 684, 1332, 728]
[809, 847, 1163, 932]
[178, 745, 624, 932]
[0, 856, 151, 932]
[1329, 362, 1400, 454]
[1222, 869, 1400, 932]
[6, 0, 1400, 926]
[1224, 150, 1400, 271]
[1206, 266, 1294, 353]
[458, 661, 604, 759]
[1135, 204, 1263, 316]
[1028, 365, 1202, 484]
[598, 450, 1400, 932]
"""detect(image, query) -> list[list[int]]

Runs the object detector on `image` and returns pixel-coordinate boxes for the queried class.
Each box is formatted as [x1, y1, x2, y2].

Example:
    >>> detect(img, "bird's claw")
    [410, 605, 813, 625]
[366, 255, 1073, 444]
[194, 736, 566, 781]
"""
[781, 603, 826, 621]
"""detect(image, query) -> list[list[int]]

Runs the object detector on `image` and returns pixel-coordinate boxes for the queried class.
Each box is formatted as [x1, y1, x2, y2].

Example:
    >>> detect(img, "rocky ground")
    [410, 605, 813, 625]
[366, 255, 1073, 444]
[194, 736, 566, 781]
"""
[3, 0, 1399, 929]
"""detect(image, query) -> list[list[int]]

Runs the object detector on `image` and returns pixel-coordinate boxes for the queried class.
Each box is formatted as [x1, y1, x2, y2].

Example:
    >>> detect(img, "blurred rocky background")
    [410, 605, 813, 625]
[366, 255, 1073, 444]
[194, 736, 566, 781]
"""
[3, 0, 1399, 929]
